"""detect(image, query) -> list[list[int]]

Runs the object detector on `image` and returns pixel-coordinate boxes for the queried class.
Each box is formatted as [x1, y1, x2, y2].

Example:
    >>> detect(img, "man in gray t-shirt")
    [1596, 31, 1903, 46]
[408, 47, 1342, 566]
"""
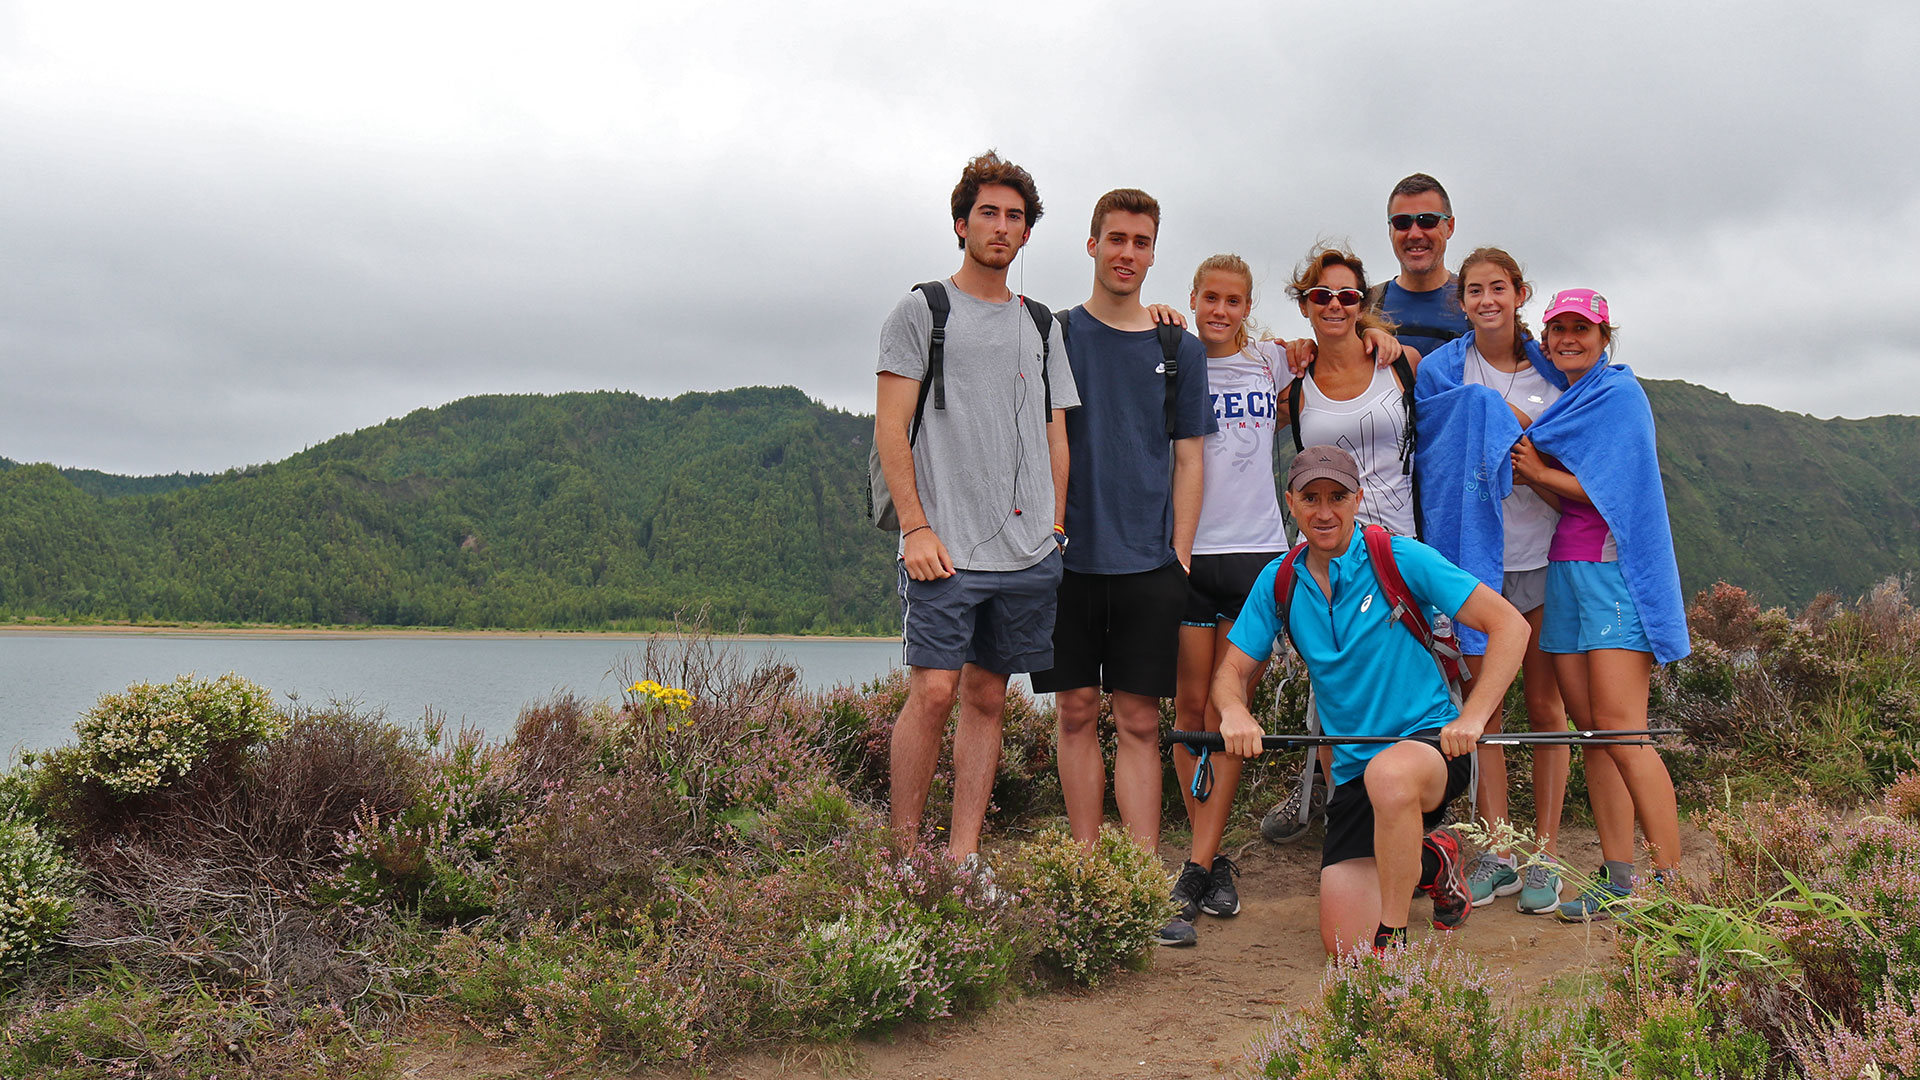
[874, 151, 1079, 865]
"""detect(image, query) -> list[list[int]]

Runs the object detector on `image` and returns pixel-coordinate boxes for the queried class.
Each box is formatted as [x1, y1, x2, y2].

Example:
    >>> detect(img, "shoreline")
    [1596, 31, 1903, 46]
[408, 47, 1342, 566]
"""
[0, 622, 891, 644]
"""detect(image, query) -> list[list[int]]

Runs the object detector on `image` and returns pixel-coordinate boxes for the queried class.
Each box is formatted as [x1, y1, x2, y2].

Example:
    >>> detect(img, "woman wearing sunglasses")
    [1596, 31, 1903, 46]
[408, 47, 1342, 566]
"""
[1285, 245, 1417, 537]
[1411, 248, 1572, 915]
[1264, 245, 1421, 846]
[1510, 290, 1690, 919]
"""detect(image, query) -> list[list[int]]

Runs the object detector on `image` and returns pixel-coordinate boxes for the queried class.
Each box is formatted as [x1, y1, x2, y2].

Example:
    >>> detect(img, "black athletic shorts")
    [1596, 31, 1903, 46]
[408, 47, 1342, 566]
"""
[1321, 732, 1474, 868]
[1182, 551, 1284, 627]
[1030, 561, 1187, 699]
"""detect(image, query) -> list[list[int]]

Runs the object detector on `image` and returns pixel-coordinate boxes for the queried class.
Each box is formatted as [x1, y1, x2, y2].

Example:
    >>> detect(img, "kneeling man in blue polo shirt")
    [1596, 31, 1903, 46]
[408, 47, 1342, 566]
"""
[1215, 445, 1529, 955]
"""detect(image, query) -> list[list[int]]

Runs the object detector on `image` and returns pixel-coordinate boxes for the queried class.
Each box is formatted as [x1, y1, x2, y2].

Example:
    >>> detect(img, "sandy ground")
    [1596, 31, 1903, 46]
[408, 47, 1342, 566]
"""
[397, 823, 1694, 1080]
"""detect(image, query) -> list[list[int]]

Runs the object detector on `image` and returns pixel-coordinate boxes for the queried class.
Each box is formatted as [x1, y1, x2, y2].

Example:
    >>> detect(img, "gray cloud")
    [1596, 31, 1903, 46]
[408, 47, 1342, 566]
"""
[1, 0, 1915, 474]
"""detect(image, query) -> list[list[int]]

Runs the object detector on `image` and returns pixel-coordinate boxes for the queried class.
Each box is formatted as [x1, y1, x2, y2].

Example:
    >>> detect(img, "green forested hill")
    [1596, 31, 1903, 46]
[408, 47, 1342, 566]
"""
[0, 382, 1914, 632]
[1647, 379, 1920, 605]
[0, 388, 895, 633]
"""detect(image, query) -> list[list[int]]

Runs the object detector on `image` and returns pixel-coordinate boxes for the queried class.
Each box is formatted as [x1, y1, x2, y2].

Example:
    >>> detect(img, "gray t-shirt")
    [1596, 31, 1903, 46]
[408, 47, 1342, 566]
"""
[877, 285, 1081, 572]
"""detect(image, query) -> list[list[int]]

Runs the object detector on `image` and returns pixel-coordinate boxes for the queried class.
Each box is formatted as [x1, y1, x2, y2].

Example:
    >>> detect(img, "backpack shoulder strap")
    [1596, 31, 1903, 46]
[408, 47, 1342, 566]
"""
[909, 281, 951, 441]
[1156, 323, 1183, 437]
[1286, 366, 1310, 453]
[1389, 355, 1420, 537]
[1366, 281, 1388, 313]
[1272, 541, 1310, 656]
[1360, 524, 1467, 690]
[1022, 296, 1054, 423]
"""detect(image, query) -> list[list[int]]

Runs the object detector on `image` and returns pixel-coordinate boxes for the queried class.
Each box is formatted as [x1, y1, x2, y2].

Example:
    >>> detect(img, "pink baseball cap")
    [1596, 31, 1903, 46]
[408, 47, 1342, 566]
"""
[1542, 288, 1610, 324]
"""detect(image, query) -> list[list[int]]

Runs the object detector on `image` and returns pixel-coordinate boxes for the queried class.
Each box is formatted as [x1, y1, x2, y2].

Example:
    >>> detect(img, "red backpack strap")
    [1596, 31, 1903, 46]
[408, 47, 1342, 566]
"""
[1360, 524, 1469, 690]
[1272, 542, 1309, 653]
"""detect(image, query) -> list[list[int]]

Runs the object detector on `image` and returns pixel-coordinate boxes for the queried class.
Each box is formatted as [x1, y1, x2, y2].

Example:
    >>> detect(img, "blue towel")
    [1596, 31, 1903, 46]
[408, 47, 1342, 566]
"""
[1525, 361, 1692, 665]
[1413, 337, 1567, 654]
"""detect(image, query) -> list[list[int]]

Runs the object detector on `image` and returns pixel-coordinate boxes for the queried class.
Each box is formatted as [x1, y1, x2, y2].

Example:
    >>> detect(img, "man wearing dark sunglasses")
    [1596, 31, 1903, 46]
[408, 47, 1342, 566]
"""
[1375, 173, 1468, 360]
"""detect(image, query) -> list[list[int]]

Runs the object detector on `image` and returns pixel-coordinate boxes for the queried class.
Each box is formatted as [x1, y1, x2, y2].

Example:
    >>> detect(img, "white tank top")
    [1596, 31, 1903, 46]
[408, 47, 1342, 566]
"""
[1295, 363, 1416, 536]
[1194, 341, 1290, 554]
[1463, 342, 1563, 570]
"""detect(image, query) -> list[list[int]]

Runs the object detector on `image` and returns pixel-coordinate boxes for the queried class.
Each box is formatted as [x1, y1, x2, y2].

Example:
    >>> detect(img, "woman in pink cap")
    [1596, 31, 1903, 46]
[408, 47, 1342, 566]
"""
[1510, 289, 1691, 920]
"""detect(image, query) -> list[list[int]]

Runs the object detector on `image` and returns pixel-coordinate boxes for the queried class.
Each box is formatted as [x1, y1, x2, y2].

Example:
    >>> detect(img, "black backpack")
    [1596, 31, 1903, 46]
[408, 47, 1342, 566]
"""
[866, 281, 1056, 530]
[1050, 309, 1185, 436]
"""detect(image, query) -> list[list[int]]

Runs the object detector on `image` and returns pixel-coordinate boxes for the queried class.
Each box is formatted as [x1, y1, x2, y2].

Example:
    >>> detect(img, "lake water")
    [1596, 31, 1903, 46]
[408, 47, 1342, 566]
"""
[0, 632, 908, 761]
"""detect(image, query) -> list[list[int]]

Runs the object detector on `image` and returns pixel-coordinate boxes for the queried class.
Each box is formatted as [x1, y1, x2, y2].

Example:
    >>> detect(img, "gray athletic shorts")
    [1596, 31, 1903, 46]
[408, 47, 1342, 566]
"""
[900, 550, 1064, 674]
[1503, 566, 1548, 615]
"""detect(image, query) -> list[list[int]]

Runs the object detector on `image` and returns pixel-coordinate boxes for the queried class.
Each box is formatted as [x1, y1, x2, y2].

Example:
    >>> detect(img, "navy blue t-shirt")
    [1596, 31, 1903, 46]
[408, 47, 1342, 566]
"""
[1057, 307, 1216, 575]
[1378, 278, 1468, 359]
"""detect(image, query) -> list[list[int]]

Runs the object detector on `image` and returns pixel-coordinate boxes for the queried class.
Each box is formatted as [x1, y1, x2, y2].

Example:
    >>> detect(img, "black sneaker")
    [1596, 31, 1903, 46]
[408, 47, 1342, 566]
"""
[1200, 854, 1241, 917]
[1170, 860, 1210, 922]
[1156, 916, 1198, 947]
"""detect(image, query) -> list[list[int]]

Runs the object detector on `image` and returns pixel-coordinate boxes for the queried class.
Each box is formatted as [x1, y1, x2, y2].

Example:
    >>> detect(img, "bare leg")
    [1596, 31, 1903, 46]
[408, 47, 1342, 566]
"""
[1363, 740, 1451, 931]
[1055, 686, 1105, 846]
[890, 666, 962, 852]
[947, 663, 1010, 860]
[1555, 651, 1636, 865]
[1520, 606, 1569, 856]
[1171, 624, 1214, 832]
[1585, 649, 1680, 870]
[1320, 858, 1381, 956]
[1465, 652, 1511, 852]
[1189, 622, 1258, 868]
[1111, 690, 1164, 852]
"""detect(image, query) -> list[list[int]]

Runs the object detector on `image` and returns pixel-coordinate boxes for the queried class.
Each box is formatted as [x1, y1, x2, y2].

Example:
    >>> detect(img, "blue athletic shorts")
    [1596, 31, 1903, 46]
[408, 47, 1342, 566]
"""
[899, 550, 1064, 674]
[1539, 560, 1652, 654]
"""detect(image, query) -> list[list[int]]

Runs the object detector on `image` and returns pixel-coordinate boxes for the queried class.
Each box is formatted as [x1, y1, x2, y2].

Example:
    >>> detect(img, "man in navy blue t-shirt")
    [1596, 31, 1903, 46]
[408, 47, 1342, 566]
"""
[1031, 189, 1214, 881]
[1374, 173, 1469, 359]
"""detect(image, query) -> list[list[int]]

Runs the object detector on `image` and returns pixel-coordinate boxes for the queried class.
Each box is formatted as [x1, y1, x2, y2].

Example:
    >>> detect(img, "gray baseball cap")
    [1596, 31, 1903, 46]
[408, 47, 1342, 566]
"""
[1287, 444, 1361, 492]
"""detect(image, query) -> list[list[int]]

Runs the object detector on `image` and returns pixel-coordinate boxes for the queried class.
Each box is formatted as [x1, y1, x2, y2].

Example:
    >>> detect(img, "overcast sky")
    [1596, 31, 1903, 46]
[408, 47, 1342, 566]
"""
[2, 1, 1915, 475]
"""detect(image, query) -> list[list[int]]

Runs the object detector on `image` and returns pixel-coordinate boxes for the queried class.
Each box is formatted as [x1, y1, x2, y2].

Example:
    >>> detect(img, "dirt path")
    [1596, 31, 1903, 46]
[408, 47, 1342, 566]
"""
[401, 823, 1695, 1079]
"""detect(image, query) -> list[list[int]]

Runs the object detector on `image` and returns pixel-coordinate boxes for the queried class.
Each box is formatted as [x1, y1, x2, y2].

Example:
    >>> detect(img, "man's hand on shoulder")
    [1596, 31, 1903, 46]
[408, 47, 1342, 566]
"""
[901, 525, 955, 581]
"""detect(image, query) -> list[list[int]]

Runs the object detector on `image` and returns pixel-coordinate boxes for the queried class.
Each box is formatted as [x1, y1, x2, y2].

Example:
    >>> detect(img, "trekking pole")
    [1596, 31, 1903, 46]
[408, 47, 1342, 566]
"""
[1161, 730, 1664, 753]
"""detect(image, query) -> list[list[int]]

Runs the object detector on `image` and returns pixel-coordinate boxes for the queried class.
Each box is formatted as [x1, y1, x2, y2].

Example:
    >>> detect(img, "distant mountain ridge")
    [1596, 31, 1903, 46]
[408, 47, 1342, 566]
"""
[0, 383, 1914, 633]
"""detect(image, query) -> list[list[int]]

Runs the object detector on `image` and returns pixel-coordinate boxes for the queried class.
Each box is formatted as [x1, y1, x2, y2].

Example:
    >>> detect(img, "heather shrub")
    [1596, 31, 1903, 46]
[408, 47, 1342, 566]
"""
[0, 814, 73, 971]
[321, 723, 508, 922]
[1617, 989, 1771, 1079]
[1009, 826, 1167, 986]
[438, 914, 704, 1069]
[1787, 983, 1920, 1079]
[1233, 940, 1587, 1079]
[0, 975, 394, 1080]
[65, 673, 284, 797]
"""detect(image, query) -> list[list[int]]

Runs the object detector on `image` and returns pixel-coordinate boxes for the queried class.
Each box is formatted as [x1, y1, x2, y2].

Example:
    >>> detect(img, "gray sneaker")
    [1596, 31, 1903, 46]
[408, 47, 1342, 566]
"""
[1260, 771, 1327, 844]
[1465, 852, 1521, 903]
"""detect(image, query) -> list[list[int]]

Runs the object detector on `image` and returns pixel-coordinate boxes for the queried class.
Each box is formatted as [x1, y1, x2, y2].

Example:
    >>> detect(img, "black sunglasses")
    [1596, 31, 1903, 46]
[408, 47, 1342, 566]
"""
[1389, 212, 1452, 231]
[1304, 287, 1365, 307]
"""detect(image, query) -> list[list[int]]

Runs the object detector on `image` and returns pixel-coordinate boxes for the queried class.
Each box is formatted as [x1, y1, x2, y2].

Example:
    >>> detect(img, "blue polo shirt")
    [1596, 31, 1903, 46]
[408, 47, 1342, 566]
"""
[1228, 531, 1481, 785]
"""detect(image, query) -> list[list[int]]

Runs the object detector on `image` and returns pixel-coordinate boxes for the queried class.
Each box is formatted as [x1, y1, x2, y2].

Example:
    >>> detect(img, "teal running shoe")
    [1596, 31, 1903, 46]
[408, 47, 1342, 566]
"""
[1466, 852, 1521, 903]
